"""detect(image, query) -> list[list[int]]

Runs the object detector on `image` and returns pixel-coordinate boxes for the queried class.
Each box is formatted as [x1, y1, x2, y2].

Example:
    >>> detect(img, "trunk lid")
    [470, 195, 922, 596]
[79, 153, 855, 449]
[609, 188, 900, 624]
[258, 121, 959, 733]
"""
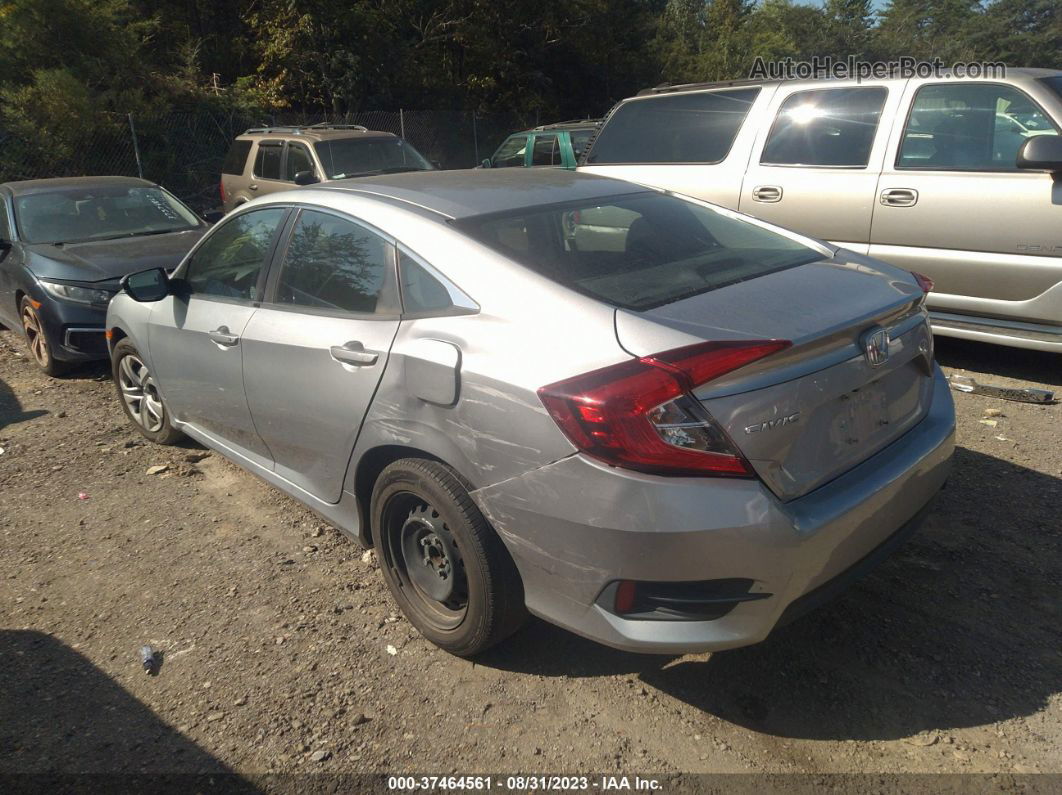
[615, 256, 936, 500]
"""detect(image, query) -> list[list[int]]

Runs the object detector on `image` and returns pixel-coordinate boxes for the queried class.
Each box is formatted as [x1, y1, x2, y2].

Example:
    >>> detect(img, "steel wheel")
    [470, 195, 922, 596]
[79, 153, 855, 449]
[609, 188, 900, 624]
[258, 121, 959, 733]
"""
[383, 492, 469, 631]
[118, 353, 166, 433]
[21, 301, 51, 369]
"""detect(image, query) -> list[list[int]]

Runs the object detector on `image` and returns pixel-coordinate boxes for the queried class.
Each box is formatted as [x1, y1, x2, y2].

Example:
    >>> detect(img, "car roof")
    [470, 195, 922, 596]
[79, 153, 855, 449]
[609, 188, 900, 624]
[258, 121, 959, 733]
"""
[635, 67, 1062, 97]
[316, 168, 650, 220]
[0, 175, 156, 197]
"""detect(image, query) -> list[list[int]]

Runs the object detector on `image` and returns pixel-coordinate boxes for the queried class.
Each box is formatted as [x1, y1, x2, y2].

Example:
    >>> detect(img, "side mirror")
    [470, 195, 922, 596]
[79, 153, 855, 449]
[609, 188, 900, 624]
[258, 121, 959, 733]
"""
[480, 158, 492, 169]
[1016, 135, 1062, 173]
[201, 209, 224, 224]
[294, 170, 320, 186]
[121, 267, 170, 303]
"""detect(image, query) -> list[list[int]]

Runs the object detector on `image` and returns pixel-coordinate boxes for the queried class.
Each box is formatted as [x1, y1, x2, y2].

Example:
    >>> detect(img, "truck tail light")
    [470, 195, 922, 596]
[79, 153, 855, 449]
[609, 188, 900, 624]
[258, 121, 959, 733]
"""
[537, 340, 790, 477]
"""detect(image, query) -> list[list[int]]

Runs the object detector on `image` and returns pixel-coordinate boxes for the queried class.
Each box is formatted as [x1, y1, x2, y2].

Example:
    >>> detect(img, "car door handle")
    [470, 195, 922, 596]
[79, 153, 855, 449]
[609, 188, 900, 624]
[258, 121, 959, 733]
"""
[330, 341, 378, 366]
[752, 185, 783, 203]
[880, 188, 918, 207]
[208, 326, 240, 346]
[248, 183, 258, 191]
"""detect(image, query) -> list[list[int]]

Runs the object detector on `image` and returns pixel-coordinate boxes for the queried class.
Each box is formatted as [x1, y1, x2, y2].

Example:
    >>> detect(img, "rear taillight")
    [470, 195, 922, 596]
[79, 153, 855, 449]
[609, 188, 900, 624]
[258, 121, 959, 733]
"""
[912, 271, 934, 294]
[537, 340, 790, 477]
[219, 180, 227, 204]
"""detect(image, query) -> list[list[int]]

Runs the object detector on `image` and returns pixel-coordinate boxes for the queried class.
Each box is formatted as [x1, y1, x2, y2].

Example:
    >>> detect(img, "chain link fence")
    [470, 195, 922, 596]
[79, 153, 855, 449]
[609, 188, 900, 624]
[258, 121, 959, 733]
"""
[0, 108, 536, 213]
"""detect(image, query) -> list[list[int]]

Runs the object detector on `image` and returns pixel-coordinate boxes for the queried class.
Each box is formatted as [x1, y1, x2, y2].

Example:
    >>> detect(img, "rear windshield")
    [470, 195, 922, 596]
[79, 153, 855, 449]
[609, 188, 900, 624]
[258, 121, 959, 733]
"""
[585, 88, 760, 165]
[315, 138, 433, 180]
[456, 192, 821, 310]
[222, 140, 252, 175]
[15, 185, 200, 245]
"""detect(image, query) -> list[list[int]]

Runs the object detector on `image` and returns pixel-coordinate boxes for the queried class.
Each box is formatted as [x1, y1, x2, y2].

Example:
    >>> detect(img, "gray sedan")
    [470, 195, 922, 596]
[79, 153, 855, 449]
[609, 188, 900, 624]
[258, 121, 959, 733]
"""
[106, 169, 955, 656]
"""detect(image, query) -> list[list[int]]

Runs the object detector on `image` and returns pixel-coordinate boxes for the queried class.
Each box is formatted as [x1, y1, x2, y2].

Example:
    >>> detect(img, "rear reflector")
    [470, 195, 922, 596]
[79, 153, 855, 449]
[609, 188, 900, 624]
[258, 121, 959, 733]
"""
[538, 340, 790, 477]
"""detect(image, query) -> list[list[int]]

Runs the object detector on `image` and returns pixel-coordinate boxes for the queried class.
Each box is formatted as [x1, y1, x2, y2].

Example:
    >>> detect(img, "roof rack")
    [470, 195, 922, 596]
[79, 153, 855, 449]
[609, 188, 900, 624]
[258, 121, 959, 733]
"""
[532, 118, 602, 130]
[637, 78, 779, 96]
[242, 123, 370, 135]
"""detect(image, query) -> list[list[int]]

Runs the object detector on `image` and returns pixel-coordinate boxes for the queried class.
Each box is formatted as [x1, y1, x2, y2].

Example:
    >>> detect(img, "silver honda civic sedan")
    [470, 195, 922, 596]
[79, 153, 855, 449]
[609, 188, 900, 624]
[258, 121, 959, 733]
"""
[106, 169, 955, 656]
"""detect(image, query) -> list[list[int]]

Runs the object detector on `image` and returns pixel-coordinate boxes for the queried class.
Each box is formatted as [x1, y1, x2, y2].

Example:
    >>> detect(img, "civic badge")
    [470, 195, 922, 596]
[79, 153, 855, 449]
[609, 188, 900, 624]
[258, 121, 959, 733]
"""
[862, 326, 890, 367]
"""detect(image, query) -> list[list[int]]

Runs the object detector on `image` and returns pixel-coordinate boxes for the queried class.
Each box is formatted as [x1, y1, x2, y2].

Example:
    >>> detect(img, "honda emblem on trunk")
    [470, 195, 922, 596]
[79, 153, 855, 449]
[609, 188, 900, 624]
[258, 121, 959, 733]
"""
[862, 327, 890, 367]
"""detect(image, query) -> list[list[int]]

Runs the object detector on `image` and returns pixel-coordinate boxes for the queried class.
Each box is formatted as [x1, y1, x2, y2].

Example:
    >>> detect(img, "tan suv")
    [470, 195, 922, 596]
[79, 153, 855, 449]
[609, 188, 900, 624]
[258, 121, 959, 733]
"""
[219, 124, 435, 213]
[581, 69, 1062, 353]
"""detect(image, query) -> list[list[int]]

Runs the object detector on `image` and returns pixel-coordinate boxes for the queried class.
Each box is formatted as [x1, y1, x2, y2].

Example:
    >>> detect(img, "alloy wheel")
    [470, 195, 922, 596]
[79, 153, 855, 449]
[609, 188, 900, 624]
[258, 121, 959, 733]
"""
[118, 353, 166, 433]
[21, 303, 50, 369]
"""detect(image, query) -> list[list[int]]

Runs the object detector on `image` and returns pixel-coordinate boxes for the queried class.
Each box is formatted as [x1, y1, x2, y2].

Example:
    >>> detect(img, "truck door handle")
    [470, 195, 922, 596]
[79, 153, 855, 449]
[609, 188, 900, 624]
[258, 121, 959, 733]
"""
[880, 188, 918, 207]
[207, 326, 240, 347]
[330, 341, 378, 366]
[752, 185, 783, 203]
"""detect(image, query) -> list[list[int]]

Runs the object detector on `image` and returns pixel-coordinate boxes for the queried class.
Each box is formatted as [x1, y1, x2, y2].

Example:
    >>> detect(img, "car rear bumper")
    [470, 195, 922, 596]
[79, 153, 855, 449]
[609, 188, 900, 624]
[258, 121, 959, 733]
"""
[473, 364, 955, 654]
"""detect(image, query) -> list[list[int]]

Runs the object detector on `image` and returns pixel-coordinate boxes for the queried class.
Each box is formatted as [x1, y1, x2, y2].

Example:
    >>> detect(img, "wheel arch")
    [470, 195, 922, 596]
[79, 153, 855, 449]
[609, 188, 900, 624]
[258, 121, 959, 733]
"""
[353, 444, 454, 548]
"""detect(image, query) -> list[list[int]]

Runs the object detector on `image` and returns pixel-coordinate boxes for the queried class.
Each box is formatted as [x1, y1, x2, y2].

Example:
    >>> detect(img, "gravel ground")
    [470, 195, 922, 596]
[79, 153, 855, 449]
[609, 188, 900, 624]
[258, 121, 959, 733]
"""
[0, 328, 1059, 781]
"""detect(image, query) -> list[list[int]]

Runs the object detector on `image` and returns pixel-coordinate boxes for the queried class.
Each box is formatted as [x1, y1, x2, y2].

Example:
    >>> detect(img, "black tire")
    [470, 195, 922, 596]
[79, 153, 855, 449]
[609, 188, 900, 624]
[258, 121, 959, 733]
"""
[111, 338, 183, 445]
[20, 297, 68, 377]
[371, 458, 527, 656]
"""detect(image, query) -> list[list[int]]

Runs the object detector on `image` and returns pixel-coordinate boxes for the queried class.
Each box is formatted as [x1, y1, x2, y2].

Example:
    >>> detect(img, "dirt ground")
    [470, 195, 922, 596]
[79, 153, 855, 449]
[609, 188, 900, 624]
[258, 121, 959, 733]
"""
[0, 327, 1059, 782]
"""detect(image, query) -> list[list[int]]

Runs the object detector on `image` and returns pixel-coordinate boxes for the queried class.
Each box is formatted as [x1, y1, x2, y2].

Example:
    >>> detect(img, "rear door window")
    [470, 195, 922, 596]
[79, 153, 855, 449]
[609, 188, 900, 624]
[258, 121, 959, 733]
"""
[897, 83, 1061, 171]
[183, 207, 286, 301]
[585, 88, 760, 164]
[761, 87, 888, 167]
[531, 135, 559, 166]
[221, 140, 252, 175]
[274, 209, 393, 315]
[285, 143, 315, 181]
[253, 142, 283, 180]
[492, 135, 529, 167]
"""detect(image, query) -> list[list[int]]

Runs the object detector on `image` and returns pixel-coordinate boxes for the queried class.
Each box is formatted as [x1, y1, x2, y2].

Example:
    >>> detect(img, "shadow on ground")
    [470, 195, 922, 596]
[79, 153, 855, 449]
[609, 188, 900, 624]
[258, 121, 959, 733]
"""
[935, 336, 1062, 387]
[479, 447, 1061, 742]
[0, 630, 257, 784]
[0, 375, 48, 430]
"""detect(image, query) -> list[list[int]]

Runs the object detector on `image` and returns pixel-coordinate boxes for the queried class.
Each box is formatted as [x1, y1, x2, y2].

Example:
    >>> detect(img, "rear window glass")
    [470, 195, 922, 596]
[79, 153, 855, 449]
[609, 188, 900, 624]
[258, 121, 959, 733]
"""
[570, 129, 594, 158]
[456, 192, 820, 311]
[531, 135, 559, 166]
[585, 88, 760, 165]
[222, 140, 252, 175]
[761, 87, 888, 167]
[254, 143, 283, 180]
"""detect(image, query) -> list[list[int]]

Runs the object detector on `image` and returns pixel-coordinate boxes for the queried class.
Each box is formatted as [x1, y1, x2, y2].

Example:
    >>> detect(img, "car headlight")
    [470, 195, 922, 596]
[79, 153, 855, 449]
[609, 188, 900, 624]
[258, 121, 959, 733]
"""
[39, 280, 115, 305]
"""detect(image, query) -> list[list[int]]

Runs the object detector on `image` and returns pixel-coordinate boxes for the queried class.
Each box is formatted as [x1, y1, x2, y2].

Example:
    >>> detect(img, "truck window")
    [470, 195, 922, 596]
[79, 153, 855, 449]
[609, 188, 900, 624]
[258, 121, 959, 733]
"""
[585, 88, 760, 165]
[761, 87, 887, 168]
[897, 83, 1060, 171]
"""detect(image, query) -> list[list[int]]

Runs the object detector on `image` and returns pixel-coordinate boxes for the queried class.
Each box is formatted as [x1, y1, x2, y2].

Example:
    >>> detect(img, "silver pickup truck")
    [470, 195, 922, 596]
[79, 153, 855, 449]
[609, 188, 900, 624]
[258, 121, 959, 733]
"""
[581, 68, 1062, 353]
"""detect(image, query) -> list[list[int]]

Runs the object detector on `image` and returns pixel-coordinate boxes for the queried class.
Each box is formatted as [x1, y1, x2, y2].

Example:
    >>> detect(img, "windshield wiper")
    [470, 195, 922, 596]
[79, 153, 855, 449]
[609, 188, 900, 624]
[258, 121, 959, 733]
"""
[331, 166, 425, 179]
[85, 228, 190, 243]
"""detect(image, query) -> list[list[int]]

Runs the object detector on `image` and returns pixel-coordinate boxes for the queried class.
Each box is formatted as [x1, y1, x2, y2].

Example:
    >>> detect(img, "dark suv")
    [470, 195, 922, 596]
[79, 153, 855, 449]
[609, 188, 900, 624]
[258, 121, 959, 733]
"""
[482, 120, 600, 170]
[220, 124, 435, 213]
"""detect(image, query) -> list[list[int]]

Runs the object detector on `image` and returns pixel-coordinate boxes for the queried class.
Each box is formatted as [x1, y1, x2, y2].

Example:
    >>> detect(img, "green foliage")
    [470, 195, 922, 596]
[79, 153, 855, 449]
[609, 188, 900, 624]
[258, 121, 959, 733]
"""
[1, 0, 1061, 186]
